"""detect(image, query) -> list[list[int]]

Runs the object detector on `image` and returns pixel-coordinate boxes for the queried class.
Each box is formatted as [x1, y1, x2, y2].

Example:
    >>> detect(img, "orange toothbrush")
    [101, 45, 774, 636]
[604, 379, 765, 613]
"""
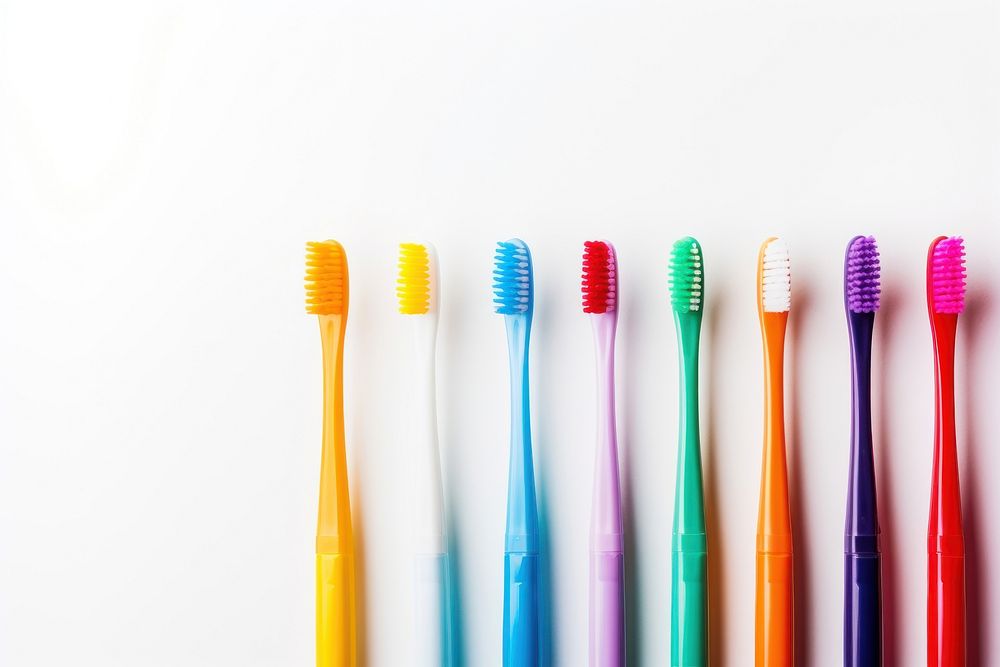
[754, 238, 794, 666]
[305, 240, 357, 667]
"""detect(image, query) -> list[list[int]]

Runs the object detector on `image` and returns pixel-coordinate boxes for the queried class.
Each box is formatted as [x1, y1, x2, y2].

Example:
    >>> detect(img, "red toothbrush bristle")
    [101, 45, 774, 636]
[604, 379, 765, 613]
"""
[582, 240, 616, 313]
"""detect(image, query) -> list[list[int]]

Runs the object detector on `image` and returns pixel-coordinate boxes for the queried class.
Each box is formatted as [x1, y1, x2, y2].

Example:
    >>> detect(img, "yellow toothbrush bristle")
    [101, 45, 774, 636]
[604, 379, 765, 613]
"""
[305, 240, 347, 315]
[397, 243, 431, 315]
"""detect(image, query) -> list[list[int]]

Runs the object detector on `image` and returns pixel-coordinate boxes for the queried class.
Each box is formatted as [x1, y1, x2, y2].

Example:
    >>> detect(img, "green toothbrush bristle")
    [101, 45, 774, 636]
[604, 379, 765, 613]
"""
[669, 237, 704, 313]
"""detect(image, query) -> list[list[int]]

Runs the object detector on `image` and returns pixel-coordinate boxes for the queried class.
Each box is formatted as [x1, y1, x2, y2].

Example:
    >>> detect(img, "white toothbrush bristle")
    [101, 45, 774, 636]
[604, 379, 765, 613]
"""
[761, 239, 791, 312]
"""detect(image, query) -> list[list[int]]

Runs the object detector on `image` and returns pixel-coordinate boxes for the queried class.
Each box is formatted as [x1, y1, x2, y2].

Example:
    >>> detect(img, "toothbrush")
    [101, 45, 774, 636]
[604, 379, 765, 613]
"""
[926, 236, 967, 667]
[754, 237, 794, 666]
[843, 236, 883, 666]
[305, 240, 357, 667]
[668, 237, 709, 666]
[397, 243, 453, 666]
[581, 240, 625, 666]
[493, 239, 541, 667]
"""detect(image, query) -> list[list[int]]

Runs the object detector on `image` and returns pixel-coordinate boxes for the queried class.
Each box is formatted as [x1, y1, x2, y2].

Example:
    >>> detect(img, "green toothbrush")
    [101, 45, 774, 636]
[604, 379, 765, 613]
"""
[668, 237, 709, 666]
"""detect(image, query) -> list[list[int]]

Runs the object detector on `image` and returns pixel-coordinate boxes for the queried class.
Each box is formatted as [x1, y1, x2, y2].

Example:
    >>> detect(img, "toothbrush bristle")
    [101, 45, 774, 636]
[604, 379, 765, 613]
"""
[581, 241, 617, 313]
[846, 236, 881, 313]
[930, 236, 966, 314]
[761, 238, 791, 313]
[305, 240, 347, 315]
[668, 237, 703, 312]
[493, 240, 531, 314]
[397, 243, 431, 315]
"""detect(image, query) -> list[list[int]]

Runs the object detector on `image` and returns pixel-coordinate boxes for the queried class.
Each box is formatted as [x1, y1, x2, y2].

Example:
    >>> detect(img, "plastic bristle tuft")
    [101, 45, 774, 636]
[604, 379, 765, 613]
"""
[846, 236, 881, 313]
[669, 237, 703, 312]
[493, 241, 531, 314]
[305, 241, 346, 315]
[397, 243, 431, 314]
[581, 241, 617, 313]
[931, 237, 966, 314]
[761, 238, 791, 312]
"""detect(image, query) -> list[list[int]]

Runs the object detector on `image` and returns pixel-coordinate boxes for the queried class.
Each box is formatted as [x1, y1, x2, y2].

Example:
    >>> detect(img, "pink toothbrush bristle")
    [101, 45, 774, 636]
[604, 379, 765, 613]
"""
[582, 241, 617, 313]
[847, 236, 881, 313]
[931, 237, 966, 314]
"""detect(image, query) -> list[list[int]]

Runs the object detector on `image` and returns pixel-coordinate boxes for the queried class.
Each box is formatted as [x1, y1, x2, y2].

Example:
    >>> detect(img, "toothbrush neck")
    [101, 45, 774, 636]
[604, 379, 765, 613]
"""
[929, 314, 963, 546]
[758, 314, 791, 549]
[673, 312, 706, 538]
[504, 314, 538, 553]
[590, 313, 622, 552]
[762, 319, 787, 441]
[675, 313, 702, 434]
[846, 312, 878, 545]
[409, 315, 445, 553]
[317, 314, 353, 554]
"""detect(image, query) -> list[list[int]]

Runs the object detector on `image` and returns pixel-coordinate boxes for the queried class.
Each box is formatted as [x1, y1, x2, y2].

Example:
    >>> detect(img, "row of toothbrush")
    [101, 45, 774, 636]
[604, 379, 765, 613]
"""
[304, 234, 968, 667]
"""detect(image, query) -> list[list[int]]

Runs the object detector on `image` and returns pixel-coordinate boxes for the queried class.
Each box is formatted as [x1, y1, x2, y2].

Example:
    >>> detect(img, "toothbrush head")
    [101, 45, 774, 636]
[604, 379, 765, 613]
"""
[493, 239, 533, 315]
[581, 240, 617, 314]
[669, 236, 704, 313]
[305, 240, 348, 316]
[929, 236, 966, 314]
[397, 242, 434, 315]
[759, 237, 791, 313]
[846, 236, 881, 314]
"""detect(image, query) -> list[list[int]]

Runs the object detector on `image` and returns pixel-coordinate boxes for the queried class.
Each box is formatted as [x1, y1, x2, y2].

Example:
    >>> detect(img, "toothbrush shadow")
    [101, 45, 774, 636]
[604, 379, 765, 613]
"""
[788, 281, 813, 667]
[961, 286, 992, 666]
[533, 284, 556, 667]
[446, 522, 466, 666]
[703, 291, 726, 667]
[620, 288, 641, 667]
[440, 284, 468, 667]
[350, 471, 368, 666]
[875, 282, 902, 667]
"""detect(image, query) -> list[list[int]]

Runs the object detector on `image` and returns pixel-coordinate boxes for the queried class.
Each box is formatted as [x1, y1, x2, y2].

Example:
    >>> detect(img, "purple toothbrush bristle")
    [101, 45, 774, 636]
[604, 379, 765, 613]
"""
[931, 236, 966, 314]
[846, 236, 881, 313]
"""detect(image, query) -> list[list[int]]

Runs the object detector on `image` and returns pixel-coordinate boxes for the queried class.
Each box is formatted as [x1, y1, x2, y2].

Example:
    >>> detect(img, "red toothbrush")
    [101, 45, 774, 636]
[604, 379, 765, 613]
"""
[926, 236, 967, 667]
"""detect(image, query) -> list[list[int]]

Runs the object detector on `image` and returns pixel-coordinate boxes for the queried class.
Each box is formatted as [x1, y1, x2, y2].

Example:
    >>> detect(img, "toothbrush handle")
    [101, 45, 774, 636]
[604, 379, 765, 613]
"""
[928, 552, 965, 666]
[755, 552, 793, 666]
[590, 550, 625, 666]
[844, 553, 881, 666]
[414, 553, 452, 667]
[503, 551, 540, 667]
[316, 553, 356, 667]
[671, 548, 708, 666]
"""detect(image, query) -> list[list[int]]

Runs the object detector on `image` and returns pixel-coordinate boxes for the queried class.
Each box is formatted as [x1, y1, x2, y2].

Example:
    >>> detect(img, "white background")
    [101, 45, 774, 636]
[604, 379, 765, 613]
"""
[1, 1, 998, 665]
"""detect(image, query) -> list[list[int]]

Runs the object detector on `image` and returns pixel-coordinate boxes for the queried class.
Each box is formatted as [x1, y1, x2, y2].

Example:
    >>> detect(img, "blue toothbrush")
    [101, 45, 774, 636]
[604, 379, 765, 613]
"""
[493, 239, 540, 666]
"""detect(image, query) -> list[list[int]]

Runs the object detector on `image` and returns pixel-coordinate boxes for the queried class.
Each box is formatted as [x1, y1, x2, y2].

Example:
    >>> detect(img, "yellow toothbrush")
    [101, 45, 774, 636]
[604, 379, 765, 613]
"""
[305, 240, 357, 667]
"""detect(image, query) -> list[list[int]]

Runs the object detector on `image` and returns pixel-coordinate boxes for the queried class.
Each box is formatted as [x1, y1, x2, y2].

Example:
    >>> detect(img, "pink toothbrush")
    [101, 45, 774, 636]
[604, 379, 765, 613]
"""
[582, 240, 625, 666]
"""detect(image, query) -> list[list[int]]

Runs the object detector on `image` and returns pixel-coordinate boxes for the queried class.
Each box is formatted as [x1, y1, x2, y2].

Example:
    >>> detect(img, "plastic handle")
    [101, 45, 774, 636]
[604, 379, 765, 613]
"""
[671, 312, 708, 666]
[755, 307, 793, 667]
[755, 552, 793, 666]
[928, 553, 965, 666]
[590, 551, 625, 666]
[844, 302, 882, 666]
[671, 548, 708, 666]
[926, 239, 966, 667]
[844, 553, 881, 666]
[504, 552, 540, 667]
[414, 553, 452, 667]
[317, 553, 357, 667]
[588, 313, 625, 666]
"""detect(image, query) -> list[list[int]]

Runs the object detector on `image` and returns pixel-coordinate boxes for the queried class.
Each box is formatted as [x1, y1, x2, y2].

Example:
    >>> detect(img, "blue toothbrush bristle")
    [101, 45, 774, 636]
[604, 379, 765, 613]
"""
[493, 241, 532, 314]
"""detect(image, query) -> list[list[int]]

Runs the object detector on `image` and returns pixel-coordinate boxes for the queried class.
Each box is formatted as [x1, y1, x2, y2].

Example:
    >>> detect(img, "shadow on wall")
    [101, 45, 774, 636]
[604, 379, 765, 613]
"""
[875, 281, 903, 667]
[788, 279, 814, 667]
[532, 277, 556, 667]
[961, 285, 993, 667]
[620, 286, 642, 667]
[703, 289, 727, 667]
